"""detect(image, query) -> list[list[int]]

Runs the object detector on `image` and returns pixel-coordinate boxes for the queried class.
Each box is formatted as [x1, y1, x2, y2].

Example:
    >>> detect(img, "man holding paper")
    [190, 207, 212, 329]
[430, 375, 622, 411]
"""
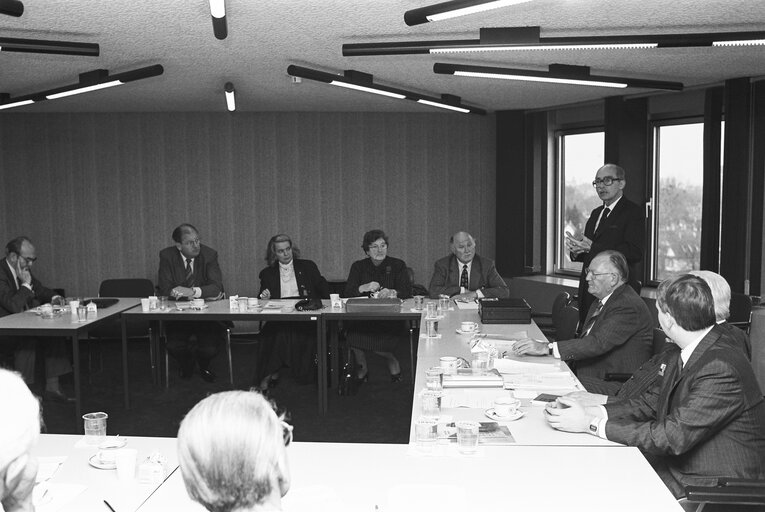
[513, 250, 652, 394]
[428, 231, 509, 301]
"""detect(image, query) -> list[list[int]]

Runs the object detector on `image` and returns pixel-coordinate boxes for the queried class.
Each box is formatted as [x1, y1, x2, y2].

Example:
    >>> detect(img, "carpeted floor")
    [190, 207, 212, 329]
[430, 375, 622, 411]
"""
[39, 335, 415, 443]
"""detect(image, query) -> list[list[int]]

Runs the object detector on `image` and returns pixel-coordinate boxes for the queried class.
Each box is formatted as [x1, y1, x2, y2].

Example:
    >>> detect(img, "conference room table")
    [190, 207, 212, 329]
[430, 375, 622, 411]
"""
[31, 434, 681, 512]
[121, 299, 326, 412]
[0, 297, 141, 430]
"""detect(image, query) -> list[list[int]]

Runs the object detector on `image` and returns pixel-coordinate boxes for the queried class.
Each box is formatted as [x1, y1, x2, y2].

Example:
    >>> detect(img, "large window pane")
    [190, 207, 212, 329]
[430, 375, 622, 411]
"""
[557, 131, 604, 273]
[652, 122, 704, 281]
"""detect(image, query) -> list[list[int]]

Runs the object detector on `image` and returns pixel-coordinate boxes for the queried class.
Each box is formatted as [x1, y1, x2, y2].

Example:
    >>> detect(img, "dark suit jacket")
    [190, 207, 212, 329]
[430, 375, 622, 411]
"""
[428, 254, 509, 299]
[157, 245, 224, 299]
[573, 195, 644, 323]
[0, 259, 57, 316]
[344, 256, 412, 299]
[558, 283, 653, 388]
[604, 325, 765, 498]
[259, 259, 329, 299]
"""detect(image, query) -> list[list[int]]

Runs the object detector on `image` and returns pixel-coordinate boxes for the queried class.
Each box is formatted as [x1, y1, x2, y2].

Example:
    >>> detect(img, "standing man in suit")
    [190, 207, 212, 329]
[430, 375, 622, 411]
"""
[513, 250, 653, 394]
[545, 275, 765, 498]
[428, 231, 509, 300]
[0, 236, 73, 401]
[565, 164, 644, 327]
[158, 224, 225, 383]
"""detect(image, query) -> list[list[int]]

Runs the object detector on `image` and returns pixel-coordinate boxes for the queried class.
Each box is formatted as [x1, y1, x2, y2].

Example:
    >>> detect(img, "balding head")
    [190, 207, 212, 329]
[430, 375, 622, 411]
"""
[689, 270, 731, 322]
[450, 231, 476, 264]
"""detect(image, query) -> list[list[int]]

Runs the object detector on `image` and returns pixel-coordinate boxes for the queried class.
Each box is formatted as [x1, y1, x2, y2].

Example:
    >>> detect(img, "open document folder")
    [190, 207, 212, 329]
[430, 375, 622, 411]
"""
[492, 358, 581, 392]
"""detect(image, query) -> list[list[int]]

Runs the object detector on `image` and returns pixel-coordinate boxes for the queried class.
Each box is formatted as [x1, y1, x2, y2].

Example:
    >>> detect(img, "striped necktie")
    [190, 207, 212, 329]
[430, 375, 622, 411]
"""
[184, 258, 194, 287]
[460, 264, 469, 289]
[580, 300, 604, 336]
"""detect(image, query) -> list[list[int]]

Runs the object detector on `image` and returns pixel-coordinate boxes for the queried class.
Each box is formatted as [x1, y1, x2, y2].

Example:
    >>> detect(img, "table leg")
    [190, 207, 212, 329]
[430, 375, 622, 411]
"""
[409, 322, 416, 388]
[72, 334, 82, 432]
[329, 320, 339, 389]
[315, 316, 326, 414]
[122, 315, 130, 409]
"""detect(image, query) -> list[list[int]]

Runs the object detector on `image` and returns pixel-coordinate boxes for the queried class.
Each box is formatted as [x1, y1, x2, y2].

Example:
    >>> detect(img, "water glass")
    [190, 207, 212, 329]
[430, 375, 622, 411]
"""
[425, 367, 444, 391]
[77, 306, 88, 322]
[425, 319, 438, 338]
[83, 411, 108, 445]
[426, 301, 437, 319]
[413, 295, 424, 311]
[415, 418, 438, 453]
[472, 351, 489, 374]
[420, 390, 442, 419]
[456, 421, 480, 454]
[438, 295, 450, 315]
[158, 296, 169, 311]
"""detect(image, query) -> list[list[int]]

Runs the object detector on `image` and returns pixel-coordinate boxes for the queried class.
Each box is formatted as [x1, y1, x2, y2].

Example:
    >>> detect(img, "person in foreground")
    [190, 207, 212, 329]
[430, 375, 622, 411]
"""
[513, 250, 653, 394]
[344, 229, 412, 382]
[428, 231, 508, 300]
[565, 163, 644, 327]
[158, 223, 226, 382]
[0, 236, 73, 401]
[567, 269, 752, 406]
[545, 274, 765, 499]
[256, 234, 329, 392]
[0, 369, 41, 512]
[177, 391, 291, 512]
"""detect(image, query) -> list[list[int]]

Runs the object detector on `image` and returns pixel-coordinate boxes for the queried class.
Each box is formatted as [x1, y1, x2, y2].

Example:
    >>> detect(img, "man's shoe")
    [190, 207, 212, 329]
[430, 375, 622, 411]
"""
[43, 390, 75, 403]
[200, 368, 217, 383]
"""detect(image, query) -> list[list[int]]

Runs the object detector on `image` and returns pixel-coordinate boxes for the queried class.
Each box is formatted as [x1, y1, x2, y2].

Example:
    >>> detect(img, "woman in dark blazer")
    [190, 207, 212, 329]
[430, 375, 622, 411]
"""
[256, 234, 328, 392]
[344, 229, 412, 383]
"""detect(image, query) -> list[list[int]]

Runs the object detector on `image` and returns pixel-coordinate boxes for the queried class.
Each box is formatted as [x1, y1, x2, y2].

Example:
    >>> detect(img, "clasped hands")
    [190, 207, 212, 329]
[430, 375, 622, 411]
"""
[171, 286, 194, 299]
[544, 396, 602, 433]
[564, 233, 592, 257]
[359, 281, 396, 298]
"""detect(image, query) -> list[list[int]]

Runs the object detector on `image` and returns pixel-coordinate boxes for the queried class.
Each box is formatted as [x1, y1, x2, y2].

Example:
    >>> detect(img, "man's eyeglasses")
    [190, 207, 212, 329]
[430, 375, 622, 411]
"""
[19, 255, 37, 263]
[182, 238, 201, 247]
[281, 420, 293, 446]
[368, 243, 387, 251]
[584, 267, 616, 278]
[592, 177, 623, 187]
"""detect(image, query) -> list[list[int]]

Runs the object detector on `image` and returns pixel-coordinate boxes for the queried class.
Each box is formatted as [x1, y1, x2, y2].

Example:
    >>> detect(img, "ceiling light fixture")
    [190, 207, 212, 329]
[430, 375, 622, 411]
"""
[209, 0, 227, 40]
[343, 27, 765, 56]
[225, 82, 236, 111]
[286, 64, 485, 114]
[0, 0, 23, 17]
[433, 62, 684, 90]
[0, 64, 164, 111]
[404, 0, 532, 26]
[0, 36, 99, 56]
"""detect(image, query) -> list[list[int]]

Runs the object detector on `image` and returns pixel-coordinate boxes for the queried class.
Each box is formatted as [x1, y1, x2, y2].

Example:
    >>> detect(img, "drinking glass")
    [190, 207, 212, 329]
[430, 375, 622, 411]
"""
[425, 367, 444, 391]
[83, 412, 108, 445]
[415, 418, 438, 453]
[438, 295, 449, 315]
[426, 301, 437, 319]
[420, 390, 442, 420]
[456, 421, 480, 454]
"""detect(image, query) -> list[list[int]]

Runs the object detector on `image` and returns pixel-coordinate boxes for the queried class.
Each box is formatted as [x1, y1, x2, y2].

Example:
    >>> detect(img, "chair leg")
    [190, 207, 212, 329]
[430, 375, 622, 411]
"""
[226, 328, 234, 386]
[148, 327, 156, 385]
[164, 338, 170, 389]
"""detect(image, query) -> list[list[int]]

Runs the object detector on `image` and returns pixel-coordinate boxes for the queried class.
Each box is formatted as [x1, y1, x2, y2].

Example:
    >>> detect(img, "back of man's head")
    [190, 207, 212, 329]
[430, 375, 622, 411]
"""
[0, 369, 40, 500]
[657, 274, 716, 332]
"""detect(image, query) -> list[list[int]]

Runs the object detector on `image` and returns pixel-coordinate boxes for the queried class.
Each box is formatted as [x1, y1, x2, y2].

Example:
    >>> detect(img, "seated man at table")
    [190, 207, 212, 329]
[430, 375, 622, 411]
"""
[0, 236, 73, 402]
[567, 269, 752, 406]
[428, 231, 509, 300]
[158, 224, 225, 383]
[545, 275, 765, 499]
[0, 369, 41, 512]
[177, 391, 291, 512]
[513, 250, 653, 395]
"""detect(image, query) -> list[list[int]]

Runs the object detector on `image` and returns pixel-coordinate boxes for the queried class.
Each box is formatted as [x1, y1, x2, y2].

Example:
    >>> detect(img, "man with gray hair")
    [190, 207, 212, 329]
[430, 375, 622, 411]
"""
[514, 250, 653, 394]
[0, 369, 41, 512]
[428, 231, 508, 300]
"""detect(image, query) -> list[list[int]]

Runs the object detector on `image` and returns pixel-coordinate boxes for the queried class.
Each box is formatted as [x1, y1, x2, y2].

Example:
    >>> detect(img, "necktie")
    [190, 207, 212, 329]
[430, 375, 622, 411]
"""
[184, 258, 194, 287]
[580, 300, 603, 336]
[17, 277, 23, 290]
[595, 207, 611, 233]
[460, 264, 469, 289]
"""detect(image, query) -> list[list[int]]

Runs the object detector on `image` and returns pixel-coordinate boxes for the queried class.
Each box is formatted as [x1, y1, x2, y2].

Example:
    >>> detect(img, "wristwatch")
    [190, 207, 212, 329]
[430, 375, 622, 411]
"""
[589, 417, 600, 435]
[547, 342, 554, 355]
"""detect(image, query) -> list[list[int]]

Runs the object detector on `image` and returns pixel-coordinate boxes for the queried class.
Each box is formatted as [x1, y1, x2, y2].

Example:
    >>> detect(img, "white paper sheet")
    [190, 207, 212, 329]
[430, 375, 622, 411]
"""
[492, 358, 564, 375]
[454, 300, 479, 310]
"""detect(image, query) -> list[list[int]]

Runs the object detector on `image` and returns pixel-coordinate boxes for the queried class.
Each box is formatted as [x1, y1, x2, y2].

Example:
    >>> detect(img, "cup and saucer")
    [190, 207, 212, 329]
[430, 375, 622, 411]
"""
[455, 321, 480, 335]
[89, 437, 127, 469]
[485, 396, 524, 421]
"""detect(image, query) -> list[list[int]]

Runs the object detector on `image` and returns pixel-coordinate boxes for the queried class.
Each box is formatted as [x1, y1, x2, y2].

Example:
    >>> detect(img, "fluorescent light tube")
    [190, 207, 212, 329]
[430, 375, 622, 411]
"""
[209, 0, 225, 18]
[45, 80, 122, 99]
[225, 89, 235, 111]
[431, 43, 658, 53]
[427, 0, 533, 22]
[454, 70, 627, 88]
[712, 39, 765, 47]
[330, 81, 406, 99]
[416, 99, 471, 112]
[0, 99, 34, 110]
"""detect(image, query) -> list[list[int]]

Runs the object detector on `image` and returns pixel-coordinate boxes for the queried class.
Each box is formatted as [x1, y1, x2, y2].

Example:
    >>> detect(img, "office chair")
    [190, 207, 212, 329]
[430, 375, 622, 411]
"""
[683, 478, 765, 511]
[534, 291, 572, 340]
[605, 327, 668, 383]
[553, 304, 579, 342]
[729, 292, 753, 333]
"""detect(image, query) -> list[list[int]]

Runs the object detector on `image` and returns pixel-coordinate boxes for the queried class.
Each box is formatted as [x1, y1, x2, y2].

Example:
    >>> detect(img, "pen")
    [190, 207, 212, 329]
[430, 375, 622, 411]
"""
[104, 499, 116, 512]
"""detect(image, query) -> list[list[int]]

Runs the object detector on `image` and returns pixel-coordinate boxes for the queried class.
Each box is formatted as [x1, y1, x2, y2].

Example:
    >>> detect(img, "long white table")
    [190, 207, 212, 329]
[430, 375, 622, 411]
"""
[410, 302, 620, 446]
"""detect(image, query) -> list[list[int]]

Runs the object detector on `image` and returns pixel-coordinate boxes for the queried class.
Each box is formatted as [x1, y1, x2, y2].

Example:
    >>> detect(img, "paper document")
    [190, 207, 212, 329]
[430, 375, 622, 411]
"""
[35, 457, 66, 483]
[454, 300, 479, 310]
[503, 372, 580, 392]
[492, 358, 564, 375]
[441, 393, 496, 409]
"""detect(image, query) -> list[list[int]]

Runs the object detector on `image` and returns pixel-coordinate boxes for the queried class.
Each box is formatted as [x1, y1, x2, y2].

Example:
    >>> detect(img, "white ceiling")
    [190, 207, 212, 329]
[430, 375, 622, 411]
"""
[1, 0, 764, 113]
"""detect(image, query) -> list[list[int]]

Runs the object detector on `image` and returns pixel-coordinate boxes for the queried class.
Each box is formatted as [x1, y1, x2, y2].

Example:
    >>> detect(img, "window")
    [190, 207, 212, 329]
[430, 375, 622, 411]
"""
[650, 121, 710, 281]
[555, 130, 605, 274]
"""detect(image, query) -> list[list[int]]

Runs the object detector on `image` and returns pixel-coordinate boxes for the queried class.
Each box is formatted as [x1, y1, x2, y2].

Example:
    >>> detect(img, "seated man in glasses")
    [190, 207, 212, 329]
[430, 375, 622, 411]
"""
[158, 223, 225, 383]
[177, 391, 291, 512]
[565, 163, 644, 328]
[513, 250, 653, 394]
[0, 236, 73, 402]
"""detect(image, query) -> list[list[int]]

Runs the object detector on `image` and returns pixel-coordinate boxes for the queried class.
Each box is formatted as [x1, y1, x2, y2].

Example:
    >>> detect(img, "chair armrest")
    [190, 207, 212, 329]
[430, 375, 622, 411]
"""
[686, 482, 765, 506]
[604, 372, 632, 382]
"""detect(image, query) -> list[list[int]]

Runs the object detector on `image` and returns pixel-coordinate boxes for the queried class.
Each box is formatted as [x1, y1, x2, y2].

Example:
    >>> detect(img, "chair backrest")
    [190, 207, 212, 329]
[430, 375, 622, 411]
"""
[555, 304, 580, 341]
[550, 291, 572, 326]
[652, 327, 671, 355]
[99, 278, 155, 298]
[729, 292, 753, 332]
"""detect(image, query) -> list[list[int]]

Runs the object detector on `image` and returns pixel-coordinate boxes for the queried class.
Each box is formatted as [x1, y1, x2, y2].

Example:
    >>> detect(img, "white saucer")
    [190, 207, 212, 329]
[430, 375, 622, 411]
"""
[88, 454, 116, 470]
[455, 328, 480, 335]
[484, 408, 525, 422]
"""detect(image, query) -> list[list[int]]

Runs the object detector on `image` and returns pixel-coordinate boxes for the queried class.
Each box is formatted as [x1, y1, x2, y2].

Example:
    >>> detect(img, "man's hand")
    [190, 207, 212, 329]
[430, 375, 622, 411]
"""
[452, 291, 478, 302]
[512, 338, 549, 356]
[359, 281, 381, 294]
[565, 233, 593, 256]
[171, 286, 194, 299]
[15, 260, 31, 286]
[260, 288, 271, 299]
[544, 397, 593, 433]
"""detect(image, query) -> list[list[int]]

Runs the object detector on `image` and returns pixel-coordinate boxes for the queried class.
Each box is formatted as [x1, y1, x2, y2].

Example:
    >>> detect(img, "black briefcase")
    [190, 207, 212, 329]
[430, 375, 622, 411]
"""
[478, 298, 532, 324]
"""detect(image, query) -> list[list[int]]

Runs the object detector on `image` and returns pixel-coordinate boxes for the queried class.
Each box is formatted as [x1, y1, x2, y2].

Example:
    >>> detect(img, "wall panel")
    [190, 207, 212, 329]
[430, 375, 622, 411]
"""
[0, 112, 495, 297]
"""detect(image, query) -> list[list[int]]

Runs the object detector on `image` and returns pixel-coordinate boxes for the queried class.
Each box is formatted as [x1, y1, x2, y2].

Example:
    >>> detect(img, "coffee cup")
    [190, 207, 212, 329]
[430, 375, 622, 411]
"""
[493, 396, 521, 417]
[439, 356, 459, 375]
[98, 448, 118, 464]
[460, 321, 478, 332]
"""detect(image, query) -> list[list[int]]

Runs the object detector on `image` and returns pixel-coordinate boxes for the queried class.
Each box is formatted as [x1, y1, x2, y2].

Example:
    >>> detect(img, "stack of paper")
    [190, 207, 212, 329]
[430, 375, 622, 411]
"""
[442, 369, 504, 388]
